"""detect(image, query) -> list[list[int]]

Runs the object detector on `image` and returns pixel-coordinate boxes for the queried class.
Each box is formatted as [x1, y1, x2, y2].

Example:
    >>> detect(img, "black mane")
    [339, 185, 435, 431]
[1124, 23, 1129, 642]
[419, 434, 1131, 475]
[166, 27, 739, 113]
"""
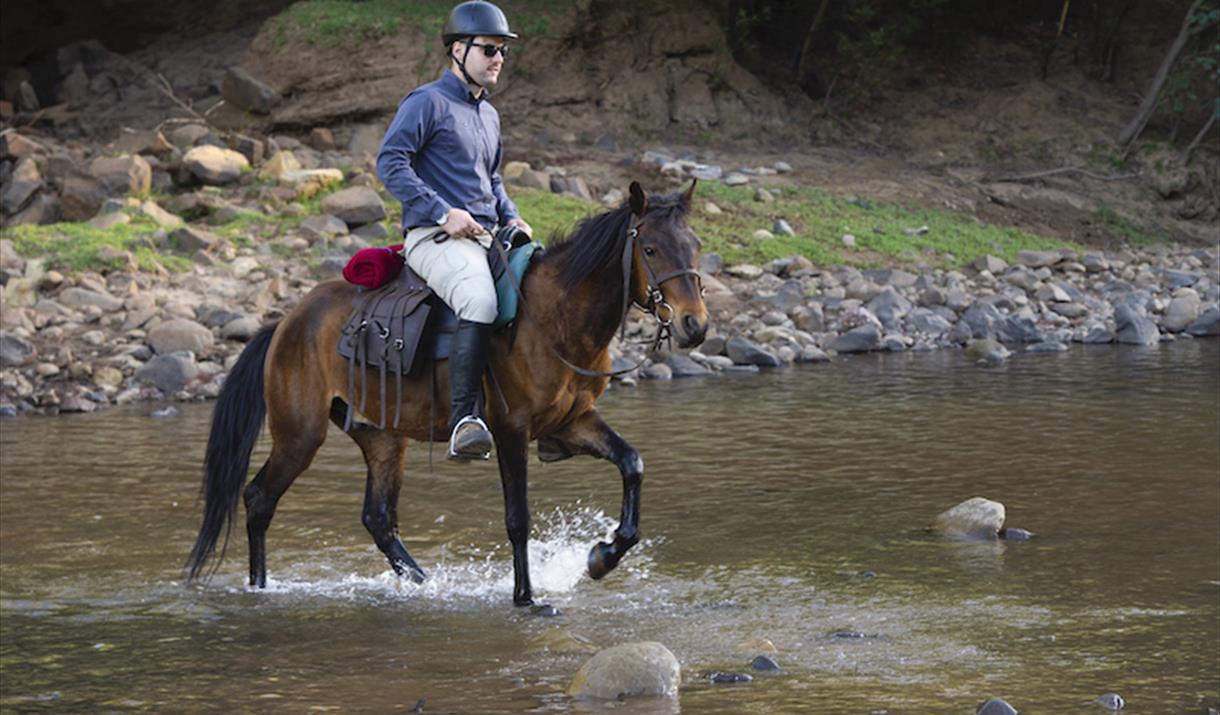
[547, 191, 690, 290]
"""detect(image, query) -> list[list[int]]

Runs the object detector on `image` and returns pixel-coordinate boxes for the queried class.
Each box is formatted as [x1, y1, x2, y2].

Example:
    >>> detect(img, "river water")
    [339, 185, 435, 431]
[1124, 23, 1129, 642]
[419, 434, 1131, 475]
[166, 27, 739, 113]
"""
[1, 343, 1218, 714]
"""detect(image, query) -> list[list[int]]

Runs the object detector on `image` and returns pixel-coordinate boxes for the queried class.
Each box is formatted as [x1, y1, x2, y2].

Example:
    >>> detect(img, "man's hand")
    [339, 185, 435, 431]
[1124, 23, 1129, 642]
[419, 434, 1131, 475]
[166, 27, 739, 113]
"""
[441, 208, 484, 238]
[507, 217, 533, 238]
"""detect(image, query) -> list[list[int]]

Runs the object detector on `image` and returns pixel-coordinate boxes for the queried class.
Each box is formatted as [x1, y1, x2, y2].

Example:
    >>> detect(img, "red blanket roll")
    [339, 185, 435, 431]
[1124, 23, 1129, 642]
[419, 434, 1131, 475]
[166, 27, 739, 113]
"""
[342, 244, 404, 289]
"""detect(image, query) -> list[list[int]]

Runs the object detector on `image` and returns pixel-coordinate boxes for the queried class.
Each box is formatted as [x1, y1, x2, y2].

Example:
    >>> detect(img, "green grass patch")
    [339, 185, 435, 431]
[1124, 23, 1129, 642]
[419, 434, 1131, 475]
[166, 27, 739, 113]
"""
[691, 182, 1074, 268]
[268, 0, 451, 46]
[5, 216, 191, 273]
[504, 186, 601, 243]
[504, 181, 1079, 269]
[267, 0, 573, 47]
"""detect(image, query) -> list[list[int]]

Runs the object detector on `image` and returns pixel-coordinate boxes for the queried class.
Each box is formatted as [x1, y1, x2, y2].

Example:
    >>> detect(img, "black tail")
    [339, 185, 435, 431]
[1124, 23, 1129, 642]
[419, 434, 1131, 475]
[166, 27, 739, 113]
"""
[186, 322, 278, 581]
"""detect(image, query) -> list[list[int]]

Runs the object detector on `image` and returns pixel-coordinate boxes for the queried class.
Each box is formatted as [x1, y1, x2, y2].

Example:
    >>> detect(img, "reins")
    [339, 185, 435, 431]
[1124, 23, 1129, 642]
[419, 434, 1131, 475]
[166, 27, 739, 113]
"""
[494, 217, 701, 379]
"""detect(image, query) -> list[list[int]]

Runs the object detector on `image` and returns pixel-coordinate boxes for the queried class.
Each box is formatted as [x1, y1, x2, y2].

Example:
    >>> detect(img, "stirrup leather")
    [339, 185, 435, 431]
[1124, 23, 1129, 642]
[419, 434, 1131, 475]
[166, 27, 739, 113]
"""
[447, 415, 492, 460]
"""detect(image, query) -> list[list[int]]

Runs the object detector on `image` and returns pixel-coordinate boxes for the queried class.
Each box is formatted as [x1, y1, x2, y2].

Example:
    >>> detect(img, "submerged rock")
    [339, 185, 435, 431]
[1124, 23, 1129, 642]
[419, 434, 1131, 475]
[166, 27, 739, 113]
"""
[1094, 692, 1125, 710]
[567, 642, 681, 699]
[710, 672, 753, 684]
[999, 527, 1035, 541]
[749, 654, 780, 671]
[932, 497, 1006, 539]
[976, 697, 1018, 715]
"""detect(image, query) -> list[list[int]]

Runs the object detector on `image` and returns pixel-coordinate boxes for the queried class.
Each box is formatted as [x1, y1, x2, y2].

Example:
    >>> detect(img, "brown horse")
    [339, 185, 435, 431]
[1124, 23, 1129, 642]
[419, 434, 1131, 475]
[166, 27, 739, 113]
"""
[186, 181, 708, 607]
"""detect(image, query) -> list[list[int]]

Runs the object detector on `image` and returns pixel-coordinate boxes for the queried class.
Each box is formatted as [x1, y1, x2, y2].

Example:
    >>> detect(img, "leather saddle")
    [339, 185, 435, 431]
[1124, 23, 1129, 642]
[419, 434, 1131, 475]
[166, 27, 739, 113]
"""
[336, 232, 541, 430]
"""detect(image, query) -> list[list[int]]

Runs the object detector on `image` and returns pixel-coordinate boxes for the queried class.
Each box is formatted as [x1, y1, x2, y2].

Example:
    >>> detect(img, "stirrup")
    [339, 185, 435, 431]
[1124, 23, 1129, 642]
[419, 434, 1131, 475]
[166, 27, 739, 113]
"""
[447, 415, 492, 461]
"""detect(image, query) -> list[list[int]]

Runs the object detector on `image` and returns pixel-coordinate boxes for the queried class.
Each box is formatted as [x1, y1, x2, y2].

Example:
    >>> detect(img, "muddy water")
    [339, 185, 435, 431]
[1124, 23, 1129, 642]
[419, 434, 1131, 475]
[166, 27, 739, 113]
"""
[1, 343, 1218, 714]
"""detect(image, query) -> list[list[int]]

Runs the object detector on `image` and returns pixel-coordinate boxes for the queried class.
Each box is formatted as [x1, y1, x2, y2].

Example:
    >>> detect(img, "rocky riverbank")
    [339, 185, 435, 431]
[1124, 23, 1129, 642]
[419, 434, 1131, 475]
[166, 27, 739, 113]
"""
[1, 124, 1218, 418]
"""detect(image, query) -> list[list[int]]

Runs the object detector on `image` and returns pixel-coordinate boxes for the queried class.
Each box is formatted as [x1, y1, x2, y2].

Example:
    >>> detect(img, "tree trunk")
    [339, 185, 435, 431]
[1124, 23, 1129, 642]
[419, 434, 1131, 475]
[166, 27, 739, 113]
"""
[1117, 0, 1206, 146]
[1181, 111, 1217, 163]
[795, 0, 831, 98]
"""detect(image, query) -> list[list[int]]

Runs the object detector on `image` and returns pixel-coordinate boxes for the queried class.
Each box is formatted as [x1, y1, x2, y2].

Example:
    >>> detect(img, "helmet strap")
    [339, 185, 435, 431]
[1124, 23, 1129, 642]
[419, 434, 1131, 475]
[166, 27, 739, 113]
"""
[454, 39, 484, 94]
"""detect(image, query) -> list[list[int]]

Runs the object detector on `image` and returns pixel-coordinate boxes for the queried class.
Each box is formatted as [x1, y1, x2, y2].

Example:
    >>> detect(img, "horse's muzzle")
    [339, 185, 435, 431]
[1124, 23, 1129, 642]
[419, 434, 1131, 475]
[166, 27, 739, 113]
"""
[676, 313, 707, 348]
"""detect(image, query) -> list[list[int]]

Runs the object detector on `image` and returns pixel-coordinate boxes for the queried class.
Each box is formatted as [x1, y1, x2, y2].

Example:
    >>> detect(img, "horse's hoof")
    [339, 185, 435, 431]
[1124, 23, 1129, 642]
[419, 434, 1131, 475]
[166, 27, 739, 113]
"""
[587, 541, 615, 580]
[530, 604, 560, 617]
[408, 567, 427, 584]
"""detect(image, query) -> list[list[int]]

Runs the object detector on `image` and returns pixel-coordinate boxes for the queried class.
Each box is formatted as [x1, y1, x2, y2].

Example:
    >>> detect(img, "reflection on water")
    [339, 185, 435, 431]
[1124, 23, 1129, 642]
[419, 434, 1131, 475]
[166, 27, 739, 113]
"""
[1, 343, 1218, 713]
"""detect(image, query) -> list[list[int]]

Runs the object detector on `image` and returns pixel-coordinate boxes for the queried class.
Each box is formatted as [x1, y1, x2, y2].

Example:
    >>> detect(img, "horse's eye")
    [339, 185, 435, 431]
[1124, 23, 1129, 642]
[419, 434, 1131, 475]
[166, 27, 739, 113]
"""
[643, 246, 656, 257]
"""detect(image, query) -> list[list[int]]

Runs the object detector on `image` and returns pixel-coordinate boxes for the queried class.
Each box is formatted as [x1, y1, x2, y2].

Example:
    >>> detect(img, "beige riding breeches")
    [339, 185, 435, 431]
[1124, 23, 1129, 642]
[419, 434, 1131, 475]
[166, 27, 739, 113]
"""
[400, 226, 497, 324]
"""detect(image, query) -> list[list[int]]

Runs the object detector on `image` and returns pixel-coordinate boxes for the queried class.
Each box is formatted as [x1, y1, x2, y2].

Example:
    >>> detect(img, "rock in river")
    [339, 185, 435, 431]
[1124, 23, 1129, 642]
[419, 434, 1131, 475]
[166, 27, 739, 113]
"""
[976, 697, 1018, 715]
[932, 497, 1006, 539]
[567, 642, 681, 699]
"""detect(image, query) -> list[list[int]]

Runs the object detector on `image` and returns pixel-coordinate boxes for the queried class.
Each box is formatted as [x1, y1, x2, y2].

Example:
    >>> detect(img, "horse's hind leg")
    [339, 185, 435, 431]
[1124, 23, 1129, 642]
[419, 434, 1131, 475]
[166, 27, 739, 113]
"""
[245, 442, 322, 588]
[245, 392, 330, 588]
[329, 400, 426, 583]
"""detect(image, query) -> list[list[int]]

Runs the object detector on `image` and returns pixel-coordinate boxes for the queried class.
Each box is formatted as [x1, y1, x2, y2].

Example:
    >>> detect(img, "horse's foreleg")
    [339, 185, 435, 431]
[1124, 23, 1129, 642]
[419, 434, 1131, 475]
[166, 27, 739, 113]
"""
[550, 411, 643, 580]
[494, 428, 535, 606]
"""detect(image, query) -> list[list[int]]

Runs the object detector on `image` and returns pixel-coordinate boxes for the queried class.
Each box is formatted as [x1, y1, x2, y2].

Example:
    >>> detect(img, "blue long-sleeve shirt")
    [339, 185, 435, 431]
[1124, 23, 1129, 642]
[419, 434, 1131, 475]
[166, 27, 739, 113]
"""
[376, 70, 519, 232]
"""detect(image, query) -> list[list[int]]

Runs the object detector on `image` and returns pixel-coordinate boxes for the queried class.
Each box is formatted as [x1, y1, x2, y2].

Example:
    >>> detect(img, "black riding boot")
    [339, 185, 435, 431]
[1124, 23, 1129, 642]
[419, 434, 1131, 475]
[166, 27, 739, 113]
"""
[447, 319, 493, 460]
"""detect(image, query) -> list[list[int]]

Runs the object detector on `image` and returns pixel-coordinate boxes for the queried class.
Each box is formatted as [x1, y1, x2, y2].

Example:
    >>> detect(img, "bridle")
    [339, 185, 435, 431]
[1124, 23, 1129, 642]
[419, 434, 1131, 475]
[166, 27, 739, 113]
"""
[547, 216, 702, 378]
[617, 218, 703, 353]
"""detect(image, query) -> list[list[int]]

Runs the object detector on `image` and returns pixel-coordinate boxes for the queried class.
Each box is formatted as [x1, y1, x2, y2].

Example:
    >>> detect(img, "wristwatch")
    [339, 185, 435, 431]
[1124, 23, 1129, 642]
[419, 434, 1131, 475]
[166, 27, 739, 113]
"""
[435, 207, 449, 226]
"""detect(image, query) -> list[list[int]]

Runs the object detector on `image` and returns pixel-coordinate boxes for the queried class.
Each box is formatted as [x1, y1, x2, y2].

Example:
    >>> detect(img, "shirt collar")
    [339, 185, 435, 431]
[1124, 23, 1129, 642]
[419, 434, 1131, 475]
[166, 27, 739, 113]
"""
[440, 69, 484, 105]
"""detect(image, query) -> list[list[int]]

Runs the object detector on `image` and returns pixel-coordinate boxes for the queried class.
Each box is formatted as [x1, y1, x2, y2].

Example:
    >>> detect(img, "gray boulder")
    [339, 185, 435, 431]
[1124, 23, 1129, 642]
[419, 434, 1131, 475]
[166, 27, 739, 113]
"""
[60, 174, 107, 221]
[1114, 303, 1159, 346]
[321, 186, 387, 227]
[827, 324, 881, 353]
[1187, 306, 1220, 337]
[148, 318, 214, 355]
[1163, 289, 1201, 332]
[183, 145, 250, 185]
[89, 154, 152, 195]
[664, 353, 713, 378]
[3, 157, 41, 215]
[726, 336, 780, 367]
[57, 287, 123, 312]
[932, 497, 1006, 539]
[0, 331, 36, 366]
[172, 226, 220, 253]
[905, 308, 953, 337]
[221, 316, 261, 342]
[1076, 321, 1114, 344]
[221, 66, 281, 114]
[960, 301, 1005, 339]
[134, 352, 200, 393]
[866, 288, 913, 330]
[997, 315, 1042, 344]
[976, 698, 1018, 715]
[567, 642, 681, 699]
[973, 255, 1008, 274]
[1016, 250, 1060, 268]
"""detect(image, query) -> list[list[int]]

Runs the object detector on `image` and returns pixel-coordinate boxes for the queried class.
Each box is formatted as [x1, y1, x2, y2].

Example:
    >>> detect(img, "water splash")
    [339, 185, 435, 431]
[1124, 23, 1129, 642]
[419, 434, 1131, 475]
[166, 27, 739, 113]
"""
[226, 505, 645, 607]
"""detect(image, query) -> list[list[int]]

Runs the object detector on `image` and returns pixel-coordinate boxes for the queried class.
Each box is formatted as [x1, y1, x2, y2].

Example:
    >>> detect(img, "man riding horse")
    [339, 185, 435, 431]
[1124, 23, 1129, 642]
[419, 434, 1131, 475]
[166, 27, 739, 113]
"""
[376, 0, 533, 462]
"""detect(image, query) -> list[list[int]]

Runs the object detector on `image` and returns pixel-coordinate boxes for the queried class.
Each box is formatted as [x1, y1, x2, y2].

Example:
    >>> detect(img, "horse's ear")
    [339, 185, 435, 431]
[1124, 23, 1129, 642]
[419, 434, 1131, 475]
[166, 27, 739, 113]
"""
[629, 181, 648, 217]
[681, 178, 697, 208]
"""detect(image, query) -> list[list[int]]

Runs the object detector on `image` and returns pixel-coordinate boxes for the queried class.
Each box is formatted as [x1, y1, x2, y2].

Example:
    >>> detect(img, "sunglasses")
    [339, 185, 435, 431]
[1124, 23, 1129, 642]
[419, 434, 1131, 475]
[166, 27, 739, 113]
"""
[467, 41, 510, 58]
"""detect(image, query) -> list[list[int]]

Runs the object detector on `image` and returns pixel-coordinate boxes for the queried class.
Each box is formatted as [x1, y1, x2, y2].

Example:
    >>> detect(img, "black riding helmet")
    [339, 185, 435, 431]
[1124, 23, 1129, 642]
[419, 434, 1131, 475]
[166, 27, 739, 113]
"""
[442, 1, 518, 46]
[443, 1, 517, 91]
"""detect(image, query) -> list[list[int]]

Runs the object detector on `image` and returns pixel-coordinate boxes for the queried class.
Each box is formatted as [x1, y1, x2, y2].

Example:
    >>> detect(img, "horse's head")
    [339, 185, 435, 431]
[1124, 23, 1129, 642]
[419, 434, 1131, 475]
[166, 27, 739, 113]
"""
[627, 180, 709, 348]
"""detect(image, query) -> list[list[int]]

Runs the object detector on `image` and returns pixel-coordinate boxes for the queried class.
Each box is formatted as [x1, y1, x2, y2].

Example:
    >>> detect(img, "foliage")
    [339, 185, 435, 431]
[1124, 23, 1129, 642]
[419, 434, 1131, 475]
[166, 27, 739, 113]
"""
[6, 217, 191, 273]
[1090, 204, 1169, 246]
